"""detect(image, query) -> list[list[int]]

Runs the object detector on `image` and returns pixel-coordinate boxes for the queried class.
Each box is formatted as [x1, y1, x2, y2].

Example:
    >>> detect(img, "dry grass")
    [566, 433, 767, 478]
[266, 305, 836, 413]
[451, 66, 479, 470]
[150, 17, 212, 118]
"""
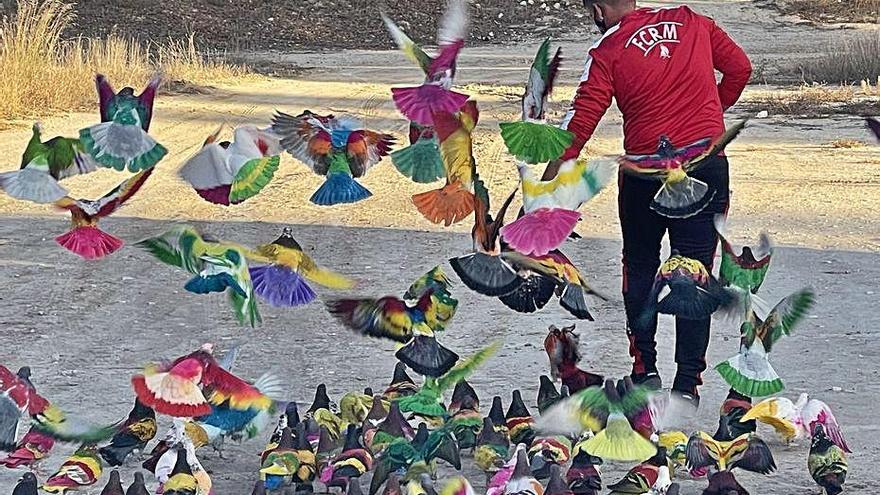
[0, 0, 247, 124]
[802, 30, 880, 84]
[747, 32, 880, 117]
[779, 0, 880, 23]
[830, 139, 867, 148]
[744, 82, 879, 117]
[860, 76, 880, 98]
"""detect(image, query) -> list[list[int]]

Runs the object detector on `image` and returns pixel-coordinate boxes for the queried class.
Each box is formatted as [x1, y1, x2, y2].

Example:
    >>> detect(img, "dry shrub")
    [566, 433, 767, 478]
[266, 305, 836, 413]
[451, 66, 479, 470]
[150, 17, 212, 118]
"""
[861, 77, 880, 98]
[0, 0, 246, 123]
[780, 0, 880, 22]
[155, 33, 247, 86]
[830, 139, 867, 148]
[745, 84, 877, 116]
[802, 30, 880, 84]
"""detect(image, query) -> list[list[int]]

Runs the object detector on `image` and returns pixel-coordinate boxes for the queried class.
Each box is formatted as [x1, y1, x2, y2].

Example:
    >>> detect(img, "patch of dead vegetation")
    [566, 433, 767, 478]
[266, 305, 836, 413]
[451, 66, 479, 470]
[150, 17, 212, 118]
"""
[742, 82, 879, 117]
[0, 0, 248, 124]
[830, 139, 868, 148]
[773, 0, 879, 23]
[802, 31, 880, 84]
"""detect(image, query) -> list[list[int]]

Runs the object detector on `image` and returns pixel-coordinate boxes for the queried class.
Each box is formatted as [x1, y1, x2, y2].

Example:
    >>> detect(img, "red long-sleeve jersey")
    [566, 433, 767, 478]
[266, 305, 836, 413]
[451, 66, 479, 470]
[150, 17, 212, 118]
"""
[559, 5, 751, 158]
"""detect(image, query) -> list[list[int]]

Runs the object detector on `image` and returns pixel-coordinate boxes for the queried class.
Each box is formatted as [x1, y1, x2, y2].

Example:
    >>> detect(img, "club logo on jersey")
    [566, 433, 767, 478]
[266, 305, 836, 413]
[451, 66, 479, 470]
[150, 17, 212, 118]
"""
[626, 21, 682, 57]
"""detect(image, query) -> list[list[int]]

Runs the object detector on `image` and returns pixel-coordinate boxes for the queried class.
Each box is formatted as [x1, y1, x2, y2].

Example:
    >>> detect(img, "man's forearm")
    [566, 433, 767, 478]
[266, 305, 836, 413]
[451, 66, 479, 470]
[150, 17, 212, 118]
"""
[718, 72, 750, 110]
[541, 159, 565, 181]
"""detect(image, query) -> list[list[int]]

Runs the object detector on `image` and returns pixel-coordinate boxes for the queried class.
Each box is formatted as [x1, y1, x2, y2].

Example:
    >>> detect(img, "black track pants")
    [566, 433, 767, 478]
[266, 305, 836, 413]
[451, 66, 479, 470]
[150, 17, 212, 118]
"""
[619, 156, 730, 395]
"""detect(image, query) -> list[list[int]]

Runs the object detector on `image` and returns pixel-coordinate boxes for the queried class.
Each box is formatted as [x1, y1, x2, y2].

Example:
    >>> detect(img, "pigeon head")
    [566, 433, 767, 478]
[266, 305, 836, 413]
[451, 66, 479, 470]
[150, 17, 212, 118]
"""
[18, 471, 37, 485]
[657, 135, 675, 156]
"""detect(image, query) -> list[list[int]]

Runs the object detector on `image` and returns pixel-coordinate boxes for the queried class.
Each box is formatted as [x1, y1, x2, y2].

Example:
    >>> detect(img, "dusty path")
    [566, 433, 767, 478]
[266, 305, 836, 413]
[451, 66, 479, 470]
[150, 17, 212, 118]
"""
[1, 0, 878, 492]
[0, 218, 877, 493]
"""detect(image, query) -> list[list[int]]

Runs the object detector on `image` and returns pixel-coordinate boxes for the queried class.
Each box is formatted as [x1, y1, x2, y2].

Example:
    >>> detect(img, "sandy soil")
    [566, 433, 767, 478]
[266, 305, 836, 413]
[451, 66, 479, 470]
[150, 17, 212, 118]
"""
[1, 0, 878, 493]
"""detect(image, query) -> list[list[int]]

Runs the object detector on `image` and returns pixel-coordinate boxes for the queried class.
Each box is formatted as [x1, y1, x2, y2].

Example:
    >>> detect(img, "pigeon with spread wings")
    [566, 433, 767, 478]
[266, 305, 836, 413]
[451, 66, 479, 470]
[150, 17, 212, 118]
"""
[499, 38, 573, 164]
[383, 0, 470, 126]
[135, 225, 261, 327]
[537, 378, 657, 462]
[0, 123, 98, 204]
[500, 249, 606, 320]
[500, 158, 615, 257]
[411, 101, 479, 227]
[640, 253, 737, 325]
[131, 343, 274, 419]
[248, 227, 355, 308]
[715, 288, 815, 397]
[740, 393, 850, 453]
[715, 215, 774, 322]
[395, 343, 497, 422]
[618, 119, 746, 218]
[272, 110, 394, 206]
[686, 431, 776, 480]
[1, 365, 115, 450]
[448, 172, 521, 297]
[404, 266, 458, 331]
[53, 168, 153, 260]
[179, 125, 282, 206]
[79, 74, 167, 172]
[493, 255, 558, 317]
[715, 216, 774, 297]
[193, 371, 283, 457]
[326, 288, 460, 377]
[391, 121, 446, 187]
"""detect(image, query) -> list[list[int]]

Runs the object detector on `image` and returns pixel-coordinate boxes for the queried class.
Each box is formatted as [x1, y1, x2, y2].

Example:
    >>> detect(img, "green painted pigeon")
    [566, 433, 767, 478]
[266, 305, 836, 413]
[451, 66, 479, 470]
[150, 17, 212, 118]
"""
[79, 74, 167, 172]
[0, 123, 98, 203]
[716, 288, 815, 397]
[499, 38, 574, 164]
[135, 225, 261, 327]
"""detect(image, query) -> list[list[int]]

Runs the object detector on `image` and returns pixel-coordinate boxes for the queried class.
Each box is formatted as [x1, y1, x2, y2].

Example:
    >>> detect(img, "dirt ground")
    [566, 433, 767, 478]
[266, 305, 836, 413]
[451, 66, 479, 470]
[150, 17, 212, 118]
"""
[1, 0, 879, 493]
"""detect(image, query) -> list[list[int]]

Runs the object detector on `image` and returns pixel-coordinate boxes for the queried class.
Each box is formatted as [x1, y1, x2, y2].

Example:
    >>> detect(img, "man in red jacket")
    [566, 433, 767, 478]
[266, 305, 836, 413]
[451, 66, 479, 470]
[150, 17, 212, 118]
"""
[549, 0, 752, 407]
